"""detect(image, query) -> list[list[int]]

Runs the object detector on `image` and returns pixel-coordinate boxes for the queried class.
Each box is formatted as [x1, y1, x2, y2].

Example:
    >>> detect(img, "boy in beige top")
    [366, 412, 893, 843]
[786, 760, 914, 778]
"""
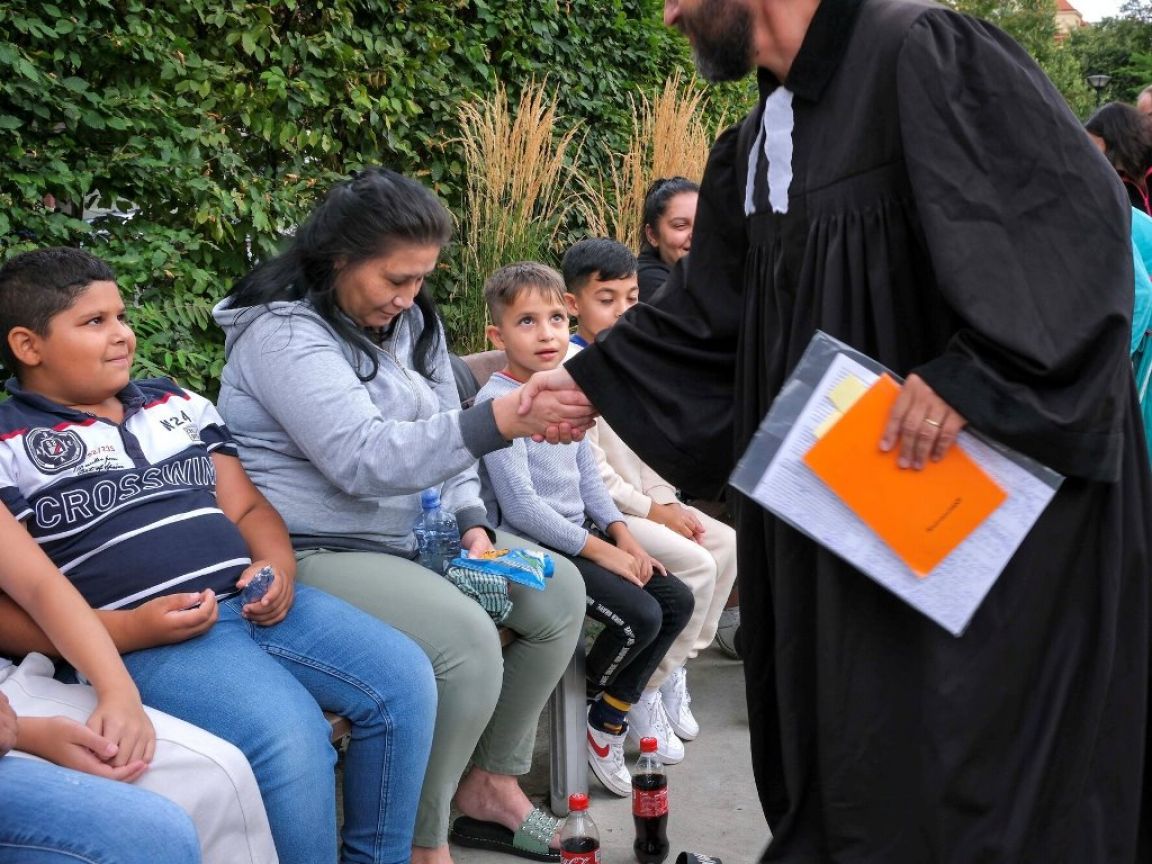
[562, 238, 737, 752]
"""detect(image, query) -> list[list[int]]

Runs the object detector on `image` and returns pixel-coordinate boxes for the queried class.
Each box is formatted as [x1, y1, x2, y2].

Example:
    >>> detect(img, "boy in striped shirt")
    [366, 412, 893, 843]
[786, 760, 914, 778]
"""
[0, 247, 436, 864]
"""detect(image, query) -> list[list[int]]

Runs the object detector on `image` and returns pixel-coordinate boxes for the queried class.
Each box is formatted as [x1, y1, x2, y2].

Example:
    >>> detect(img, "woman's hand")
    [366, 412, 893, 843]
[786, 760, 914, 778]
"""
[87, 686, 155, 768]
[237, 561, 294, 627]
[492, 367, 598, 444]
[879, 373, 967, 470]
[17, 715, 148, 783]
[462, 527, 494, 557]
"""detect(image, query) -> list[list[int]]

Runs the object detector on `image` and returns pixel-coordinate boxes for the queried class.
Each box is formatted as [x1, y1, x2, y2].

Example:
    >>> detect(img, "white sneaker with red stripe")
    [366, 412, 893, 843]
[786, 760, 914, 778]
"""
[586, 711, 631, 797]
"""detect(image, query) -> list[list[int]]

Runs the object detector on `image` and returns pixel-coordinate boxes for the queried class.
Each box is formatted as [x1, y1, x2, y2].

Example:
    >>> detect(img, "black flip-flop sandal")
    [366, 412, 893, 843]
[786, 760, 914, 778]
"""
[450, 808, 561, 862]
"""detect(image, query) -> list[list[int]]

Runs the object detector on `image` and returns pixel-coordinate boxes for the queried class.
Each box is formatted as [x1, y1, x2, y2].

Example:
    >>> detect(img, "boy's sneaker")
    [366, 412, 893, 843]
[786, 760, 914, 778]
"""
[659, 666, 699, 741]
[586, 712, 631, 796]
[713, 608, 742, 660]
[626, 689, 685, 764]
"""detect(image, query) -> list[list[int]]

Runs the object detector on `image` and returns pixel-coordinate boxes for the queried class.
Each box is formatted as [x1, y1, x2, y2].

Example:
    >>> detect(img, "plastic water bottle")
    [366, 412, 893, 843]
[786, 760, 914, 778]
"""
[240, 565, 275, 605]
[559, 793, 600, 863]
[412, 488, 460, 574]
[632, 737, 669, 863]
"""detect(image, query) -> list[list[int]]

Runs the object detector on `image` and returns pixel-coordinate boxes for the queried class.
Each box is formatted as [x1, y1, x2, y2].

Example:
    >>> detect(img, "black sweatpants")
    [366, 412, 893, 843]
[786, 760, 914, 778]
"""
[568, 555, 694, 704]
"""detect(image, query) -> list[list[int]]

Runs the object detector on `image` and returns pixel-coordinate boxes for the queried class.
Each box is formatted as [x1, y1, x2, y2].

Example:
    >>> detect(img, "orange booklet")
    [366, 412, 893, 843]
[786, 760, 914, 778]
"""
[803, 374, 1007, 577]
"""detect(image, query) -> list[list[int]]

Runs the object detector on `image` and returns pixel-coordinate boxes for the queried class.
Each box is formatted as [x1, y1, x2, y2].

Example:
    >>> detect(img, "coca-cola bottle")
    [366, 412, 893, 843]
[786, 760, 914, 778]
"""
[560, 792, 600, 864]
[632, 736, 670, 864]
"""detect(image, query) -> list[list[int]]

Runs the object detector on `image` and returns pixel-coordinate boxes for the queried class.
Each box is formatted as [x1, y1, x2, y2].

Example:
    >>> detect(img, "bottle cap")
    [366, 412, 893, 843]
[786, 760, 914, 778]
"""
[640, 736, 658, 753]
[420, 488, 440, 509]
[568, 792, 589, 811]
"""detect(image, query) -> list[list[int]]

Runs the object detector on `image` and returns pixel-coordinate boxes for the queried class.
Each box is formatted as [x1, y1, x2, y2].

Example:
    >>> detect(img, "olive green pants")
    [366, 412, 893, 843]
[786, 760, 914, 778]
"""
[296, 531, 585, 848]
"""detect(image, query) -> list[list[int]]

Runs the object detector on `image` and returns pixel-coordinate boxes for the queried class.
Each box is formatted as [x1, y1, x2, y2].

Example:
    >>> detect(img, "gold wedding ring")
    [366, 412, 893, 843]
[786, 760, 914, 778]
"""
[922, 417, 943, 428]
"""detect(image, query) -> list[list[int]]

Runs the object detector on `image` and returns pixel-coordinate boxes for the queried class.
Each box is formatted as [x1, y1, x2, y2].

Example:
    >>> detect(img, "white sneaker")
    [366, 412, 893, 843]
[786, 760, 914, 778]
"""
[659, 666, 699, 741]
[626, 689, 685, 764]
[586, 712, 631, 796]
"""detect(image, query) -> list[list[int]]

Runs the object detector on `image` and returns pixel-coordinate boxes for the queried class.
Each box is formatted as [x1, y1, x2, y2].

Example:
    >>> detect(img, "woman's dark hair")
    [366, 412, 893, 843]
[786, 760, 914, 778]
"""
[227, 167, 453, 381]
[1086, 102, 1152, 187]
[639, 176, 700, 253]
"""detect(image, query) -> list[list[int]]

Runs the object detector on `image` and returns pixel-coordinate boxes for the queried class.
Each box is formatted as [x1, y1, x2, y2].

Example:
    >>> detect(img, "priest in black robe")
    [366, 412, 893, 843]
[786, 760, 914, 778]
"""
[533, 0, 1152, 860]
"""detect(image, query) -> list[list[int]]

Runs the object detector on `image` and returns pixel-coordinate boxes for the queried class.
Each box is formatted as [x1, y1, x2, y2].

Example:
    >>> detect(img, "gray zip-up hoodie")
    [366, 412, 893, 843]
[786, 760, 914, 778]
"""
[212, 298, 508, 555]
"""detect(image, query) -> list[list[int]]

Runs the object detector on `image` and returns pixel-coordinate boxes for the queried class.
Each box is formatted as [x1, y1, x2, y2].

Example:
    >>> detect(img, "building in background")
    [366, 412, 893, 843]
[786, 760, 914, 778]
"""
[1056, 0, 1086, 39]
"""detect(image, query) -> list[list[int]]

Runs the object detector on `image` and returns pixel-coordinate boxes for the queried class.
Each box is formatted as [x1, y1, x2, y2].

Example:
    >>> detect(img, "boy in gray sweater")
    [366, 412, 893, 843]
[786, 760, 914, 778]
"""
[475, 262, 694, 797]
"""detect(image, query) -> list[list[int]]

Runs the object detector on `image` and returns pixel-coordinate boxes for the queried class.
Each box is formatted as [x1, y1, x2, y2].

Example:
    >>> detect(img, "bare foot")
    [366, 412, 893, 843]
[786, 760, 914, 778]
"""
[453, 768, 550, 840]
[411, 844, 453, 864]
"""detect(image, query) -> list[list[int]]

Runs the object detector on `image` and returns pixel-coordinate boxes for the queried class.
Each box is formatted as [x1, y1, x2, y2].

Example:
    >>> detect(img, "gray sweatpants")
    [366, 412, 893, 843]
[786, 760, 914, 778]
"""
[296, 530, 585, 848]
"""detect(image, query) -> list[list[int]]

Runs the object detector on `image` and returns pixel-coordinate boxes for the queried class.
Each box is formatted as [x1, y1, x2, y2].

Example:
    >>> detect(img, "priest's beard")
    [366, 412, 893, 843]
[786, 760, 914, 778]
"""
[682, 0, 755, 83]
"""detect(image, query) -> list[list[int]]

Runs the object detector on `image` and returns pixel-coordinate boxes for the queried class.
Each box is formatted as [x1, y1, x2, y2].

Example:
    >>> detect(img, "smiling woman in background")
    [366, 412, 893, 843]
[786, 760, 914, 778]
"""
[636, 177, 699, 302]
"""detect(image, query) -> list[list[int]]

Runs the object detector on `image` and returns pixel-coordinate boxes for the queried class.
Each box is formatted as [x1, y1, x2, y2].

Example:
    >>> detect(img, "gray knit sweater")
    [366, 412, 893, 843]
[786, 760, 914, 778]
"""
[476, 372, 624, 556]
[212, 298, 507, 555]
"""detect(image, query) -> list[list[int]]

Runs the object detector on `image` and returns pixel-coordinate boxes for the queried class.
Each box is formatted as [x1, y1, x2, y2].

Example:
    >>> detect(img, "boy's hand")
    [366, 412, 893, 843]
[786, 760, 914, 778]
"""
[613, 531, 667, 585]
[582, 536, 645, 587]
[237, 561, 294, 627]
[18, 715, 148, 783]
[87, 688, 155, 768]
[648, 502, 705, 543]
[0, 693, 17, 757]
[131, 591, 218, 647]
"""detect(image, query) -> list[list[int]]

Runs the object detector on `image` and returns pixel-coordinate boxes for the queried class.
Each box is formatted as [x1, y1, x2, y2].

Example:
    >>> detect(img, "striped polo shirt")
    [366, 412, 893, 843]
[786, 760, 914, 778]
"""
[0, 377, 252, 609]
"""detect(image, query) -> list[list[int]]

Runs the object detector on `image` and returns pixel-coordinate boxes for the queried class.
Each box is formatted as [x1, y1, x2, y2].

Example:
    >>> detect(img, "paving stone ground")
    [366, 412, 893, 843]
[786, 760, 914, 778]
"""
[335, 642, 767, 863]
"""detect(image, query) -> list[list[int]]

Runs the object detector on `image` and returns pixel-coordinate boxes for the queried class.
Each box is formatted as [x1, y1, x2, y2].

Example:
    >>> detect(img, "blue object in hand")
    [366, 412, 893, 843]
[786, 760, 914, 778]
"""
[241, 565, 275, 605]
[412, 488, 461, 575]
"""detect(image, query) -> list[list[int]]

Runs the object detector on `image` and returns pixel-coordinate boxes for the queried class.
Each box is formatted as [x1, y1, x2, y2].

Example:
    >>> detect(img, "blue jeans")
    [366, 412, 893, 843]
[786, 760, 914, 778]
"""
[0, 754, 201, 863]
[118, 585, 436, 864]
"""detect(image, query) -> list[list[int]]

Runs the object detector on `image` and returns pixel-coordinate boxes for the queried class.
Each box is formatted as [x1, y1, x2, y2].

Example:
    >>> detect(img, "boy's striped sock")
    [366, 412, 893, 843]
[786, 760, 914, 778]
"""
[588, 692, 631, 735]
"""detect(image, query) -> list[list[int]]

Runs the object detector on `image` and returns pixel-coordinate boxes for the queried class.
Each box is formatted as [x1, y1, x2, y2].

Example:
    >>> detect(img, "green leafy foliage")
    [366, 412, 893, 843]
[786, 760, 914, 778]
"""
[9, 0, 1110, 398]
[1, 0, 728, 395]
[1064, 16, 1152, 109]
[945, 0, 1096, 115]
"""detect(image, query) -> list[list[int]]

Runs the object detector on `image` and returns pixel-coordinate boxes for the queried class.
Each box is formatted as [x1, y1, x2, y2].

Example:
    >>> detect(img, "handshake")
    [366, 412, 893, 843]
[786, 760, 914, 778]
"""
[491, 366, 596, 445]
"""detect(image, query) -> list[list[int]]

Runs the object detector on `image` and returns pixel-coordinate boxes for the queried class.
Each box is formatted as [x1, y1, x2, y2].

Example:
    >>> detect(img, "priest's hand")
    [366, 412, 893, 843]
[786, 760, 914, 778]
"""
[517, 367, 598, 444]
[879, 373, 967, 470]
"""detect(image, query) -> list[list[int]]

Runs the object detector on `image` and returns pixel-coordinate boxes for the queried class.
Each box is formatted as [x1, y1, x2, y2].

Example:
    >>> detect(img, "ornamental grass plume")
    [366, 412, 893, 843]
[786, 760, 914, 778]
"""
[580, 70, 714, 251]
[455, 81, 580, 352]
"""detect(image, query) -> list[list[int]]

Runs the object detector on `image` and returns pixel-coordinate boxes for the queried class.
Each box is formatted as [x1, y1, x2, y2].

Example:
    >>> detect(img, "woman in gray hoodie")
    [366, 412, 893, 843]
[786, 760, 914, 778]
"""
[213, 168, 589, 864]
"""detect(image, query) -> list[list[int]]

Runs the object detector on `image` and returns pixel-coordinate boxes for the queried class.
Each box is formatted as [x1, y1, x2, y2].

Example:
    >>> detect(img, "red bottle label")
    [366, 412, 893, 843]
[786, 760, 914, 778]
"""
[561, 850, 600, 864]
[632, 787, 668, 818]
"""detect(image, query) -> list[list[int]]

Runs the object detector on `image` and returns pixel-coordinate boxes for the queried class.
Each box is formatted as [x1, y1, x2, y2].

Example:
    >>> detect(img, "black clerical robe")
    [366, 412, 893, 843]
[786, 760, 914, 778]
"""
[567, 0, 1152, 861]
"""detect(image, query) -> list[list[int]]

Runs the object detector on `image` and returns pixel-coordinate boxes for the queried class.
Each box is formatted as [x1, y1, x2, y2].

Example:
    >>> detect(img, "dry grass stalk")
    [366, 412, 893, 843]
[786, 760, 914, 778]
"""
[580, 70, 714, 251]
[455, 81, 580, 350]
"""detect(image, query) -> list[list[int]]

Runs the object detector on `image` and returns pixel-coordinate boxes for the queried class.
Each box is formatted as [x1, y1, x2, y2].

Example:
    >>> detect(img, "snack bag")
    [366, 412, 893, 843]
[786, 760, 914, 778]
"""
[452, 548, 553, 591]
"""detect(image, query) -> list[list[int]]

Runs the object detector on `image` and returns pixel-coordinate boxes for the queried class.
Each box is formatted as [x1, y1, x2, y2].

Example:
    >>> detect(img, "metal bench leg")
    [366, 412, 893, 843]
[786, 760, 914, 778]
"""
[548, 644, 587, 817]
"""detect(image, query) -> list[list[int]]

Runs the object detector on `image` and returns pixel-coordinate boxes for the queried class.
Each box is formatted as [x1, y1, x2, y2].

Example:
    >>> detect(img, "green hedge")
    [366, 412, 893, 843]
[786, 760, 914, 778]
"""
[0, 0, 747, 395]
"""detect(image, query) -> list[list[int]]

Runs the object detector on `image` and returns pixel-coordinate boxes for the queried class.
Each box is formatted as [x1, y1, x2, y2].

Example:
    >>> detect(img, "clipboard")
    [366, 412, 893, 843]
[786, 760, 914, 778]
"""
[729, 332, 1062, 636]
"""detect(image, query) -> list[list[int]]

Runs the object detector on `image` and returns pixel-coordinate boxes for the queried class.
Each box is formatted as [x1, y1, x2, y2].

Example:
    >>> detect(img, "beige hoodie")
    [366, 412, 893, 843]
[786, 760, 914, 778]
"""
[566, 342, 679, 517]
